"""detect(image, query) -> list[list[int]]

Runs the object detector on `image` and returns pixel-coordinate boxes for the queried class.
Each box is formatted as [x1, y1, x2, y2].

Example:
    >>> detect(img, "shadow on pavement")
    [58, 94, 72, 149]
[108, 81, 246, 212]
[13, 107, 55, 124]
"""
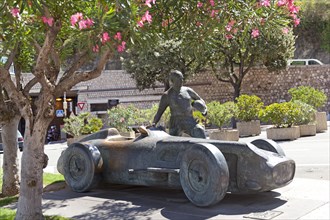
[42, 184, 286, 220]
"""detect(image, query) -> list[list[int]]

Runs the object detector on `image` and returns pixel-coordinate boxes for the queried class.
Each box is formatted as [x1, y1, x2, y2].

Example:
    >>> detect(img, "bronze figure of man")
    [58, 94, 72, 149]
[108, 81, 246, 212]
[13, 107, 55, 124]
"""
[153, 70, 207, 138]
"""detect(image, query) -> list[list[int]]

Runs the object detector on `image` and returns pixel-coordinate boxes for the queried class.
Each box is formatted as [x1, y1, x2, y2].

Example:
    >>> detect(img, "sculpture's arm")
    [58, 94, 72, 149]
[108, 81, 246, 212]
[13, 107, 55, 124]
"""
[187, 88, 207, 115]
[153, 94, 169, 125]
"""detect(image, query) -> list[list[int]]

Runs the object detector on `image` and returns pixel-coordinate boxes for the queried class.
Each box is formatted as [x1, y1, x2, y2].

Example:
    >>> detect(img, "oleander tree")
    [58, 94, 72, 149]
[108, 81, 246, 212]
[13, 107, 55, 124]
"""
[123, 0, 218, 90]
[0, 0, 159, 219]
[124, 0, 300, 99]
[207, 0, 299, 100]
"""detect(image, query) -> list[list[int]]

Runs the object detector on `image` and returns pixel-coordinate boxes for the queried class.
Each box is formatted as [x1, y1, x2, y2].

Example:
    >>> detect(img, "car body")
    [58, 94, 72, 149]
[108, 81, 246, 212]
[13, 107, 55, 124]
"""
[288, 59, 323, 66]
[57, 127, 295, 207]
[0, 129, 24, 152]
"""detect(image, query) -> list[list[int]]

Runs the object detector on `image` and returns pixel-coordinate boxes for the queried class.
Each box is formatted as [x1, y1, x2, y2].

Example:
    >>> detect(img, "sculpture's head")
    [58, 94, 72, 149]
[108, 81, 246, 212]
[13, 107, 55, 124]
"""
[169, 70, 183, 89]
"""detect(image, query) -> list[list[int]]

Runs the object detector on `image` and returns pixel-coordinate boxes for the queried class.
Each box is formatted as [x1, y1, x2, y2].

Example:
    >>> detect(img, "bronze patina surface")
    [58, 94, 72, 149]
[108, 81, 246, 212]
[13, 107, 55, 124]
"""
[57, 127, 295, 207]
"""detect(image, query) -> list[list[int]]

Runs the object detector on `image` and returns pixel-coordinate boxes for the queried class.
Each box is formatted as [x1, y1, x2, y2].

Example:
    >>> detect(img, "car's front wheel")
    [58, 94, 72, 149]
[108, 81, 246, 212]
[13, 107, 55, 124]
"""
[180, 143, 229, 207]
[62, 143, 103, 192]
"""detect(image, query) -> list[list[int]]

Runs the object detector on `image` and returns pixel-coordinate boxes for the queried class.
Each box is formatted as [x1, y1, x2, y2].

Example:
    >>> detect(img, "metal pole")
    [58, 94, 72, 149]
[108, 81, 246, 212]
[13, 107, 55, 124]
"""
[63, 92, 67, 117]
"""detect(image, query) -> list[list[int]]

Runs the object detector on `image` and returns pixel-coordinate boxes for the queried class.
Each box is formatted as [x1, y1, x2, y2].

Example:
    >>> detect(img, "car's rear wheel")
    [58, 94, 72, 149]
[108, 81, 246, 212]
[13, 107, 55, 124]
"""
[180, 143, 229, 207]
[62, 143, 103, 192]
[251, 139, 285, 156]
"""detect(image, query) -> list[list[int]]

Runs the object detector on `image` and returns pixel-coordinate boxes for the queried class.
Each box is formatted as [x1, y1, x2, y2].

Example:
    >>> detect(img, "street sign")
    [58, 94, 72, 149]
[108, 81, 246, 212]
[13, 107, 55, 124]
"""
[77, 102, 86, 110]
[56, 109, 64, 117]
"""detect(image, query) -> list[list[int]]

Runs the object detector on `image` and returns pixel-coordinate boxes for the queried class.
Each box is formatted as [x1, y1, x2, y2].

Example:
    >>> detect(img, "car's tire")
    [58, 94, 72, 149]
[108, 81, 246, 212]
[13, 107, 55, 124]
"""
[62, 143, 103, 192]
[180, 143, 229, 207]
[251, 139, 286, 156]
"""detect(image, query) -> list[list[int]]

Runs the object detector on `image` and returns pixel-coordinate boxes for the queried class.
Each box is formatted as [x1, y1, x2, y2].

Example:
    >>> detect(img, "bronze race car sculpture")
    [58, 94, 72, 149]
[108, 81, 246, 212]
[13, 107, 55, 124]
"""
[57, 126, 295, 207]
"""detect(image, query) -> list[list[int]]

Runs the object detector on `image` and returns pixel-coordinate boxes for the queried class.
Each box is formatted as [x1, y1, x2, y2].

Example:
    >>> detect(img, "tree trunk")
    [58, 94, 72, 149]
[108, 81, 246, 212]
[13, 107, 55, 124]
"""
[1, 116, 20, 196]
[15, 119, 50, 220]
[231, 83, 241, 129]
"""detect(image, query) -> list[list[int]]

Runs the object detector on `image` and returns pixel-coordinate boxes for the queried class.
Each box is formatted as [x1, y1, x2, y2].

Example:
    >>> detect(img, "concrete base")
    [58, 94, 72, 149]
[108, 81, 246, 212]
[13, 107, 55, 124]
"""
[299, 124, 316, 137]
[237, 120, 261, 137]
[266, 126, 300, 140]
[208, 129, 239, 141]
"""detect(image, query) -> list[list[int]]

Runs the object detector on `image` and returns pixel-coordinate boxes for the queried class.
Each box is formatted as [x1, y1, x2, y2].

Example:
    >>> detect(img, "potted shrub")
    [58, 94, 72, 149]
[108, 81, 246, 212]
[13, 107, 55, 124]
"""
[107, 104, 139, 137]
[288, 86, 327, 132]
[235, 94, 264, 137]
[293, 100, 317, 136]
[207, 101, 239, 141]
[259, 102, 300, 140]
[63, 112, 103, 145]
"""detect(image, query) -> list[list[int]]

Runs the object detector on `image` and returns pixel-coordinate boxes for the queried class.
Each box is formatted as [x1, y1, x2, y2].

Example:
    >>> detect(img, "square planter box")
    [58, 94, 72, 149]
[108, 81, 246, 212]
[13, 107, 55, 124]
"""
[299, 124, 316, 137]
[266, 126, 300, 141]
[237, 120, 261, 137]
[208, 129, 239, 141]
[316, 112, 328, 133]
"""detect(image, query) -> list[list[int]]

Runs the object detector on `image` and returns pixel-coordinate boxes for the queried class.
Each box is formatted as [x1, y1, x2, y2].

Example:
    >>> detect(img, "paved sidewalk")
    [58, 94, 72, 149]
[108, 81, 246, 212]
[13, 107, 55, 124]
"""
[40, 177, 329, 220]
[6, 124, 329, 219]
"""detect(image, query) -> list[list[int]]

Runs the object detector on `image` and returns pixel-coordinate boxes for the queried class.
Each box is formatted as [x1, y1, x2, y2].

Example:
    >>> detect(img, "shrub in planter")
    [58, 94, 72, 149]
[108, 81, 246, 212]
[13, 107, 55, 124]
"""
[259, 102, 300, 140]
[207, 101, 239, 141]
[235, 94, 264, 137]
[137, 104, 171, 129]
[259, 102, 301, 140]
[288, 86, 327, 132]
[63, 112, 103, 144]
[236, 94, 264, 122]
[293, 100, 316, 136]
[259, 102, 301, 128]
[288, 86, 327, 110]
[107, 104, 139, 134]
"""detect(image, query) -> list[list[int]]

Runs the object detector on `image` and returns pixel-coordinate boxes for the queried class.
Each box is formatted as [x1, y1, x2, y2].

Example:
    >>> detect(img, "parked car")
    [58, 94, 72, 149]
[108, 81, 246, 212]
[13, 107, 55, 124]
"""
[0, 129, 24, 152]
[57, 126, 295, 207]
[288, 59, 323, 66]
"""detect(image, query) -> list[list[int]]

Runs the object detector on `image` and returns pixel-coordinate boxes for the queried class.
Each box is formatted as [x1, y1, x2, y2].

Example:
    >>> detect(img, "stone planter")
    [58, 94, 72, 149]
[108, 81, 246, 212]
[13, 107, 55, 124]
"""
[208, 129, 239, 141]
[237, 120, 261, 137]
[315, 112, 328, 133]
[266, 126, 300, 141]
[299, 124, 316, 137]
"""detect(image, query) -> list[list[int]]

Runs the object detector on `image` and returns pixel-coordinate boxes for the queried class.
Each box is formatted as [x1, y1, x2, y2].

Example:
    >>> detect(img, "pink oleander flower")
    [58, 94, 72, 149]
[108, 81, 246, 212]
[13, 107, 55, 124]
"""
[282, 27, 289, 34]
[225, 24, 232, 32]
[294, 18, 300, 27]
[197, 2, 203, 8]
[209, 0, 215, 7]
[225, 34, 233, 40]
[78, 20, 87, 30]
[114, 32, 122, 41]
[210, 10, 217, 18]
[70, 12, 83, 27]
[288, 5, 299, 14]
[117, 41, 126, 52]
[196, 21, 202, 27]
[138, 20, 144, 27]
[142, 11, 152, 24]
[41, 16, 54, 27]
[101, 32, 110, 44]
[277, 0, 286, 7]
[11, 8, 20, 18]
[261, 0, 271, 7]
[225, 21, 235, 32]
[120, 117, 125, 123]
[145, 0, 156, 8]
[251, 28, 260, 38]
[232, 28, 238, 35]
[92, 45, 99, 53]
[84, 18, 94, 28]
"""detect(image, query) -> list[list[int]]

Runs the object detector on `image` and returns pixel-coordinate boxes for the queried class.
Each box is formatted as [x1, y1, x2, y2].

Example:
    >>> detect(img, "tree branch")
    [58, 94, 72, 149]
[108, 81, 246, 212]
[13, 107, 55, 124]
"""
[55, 48, 112, 96]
